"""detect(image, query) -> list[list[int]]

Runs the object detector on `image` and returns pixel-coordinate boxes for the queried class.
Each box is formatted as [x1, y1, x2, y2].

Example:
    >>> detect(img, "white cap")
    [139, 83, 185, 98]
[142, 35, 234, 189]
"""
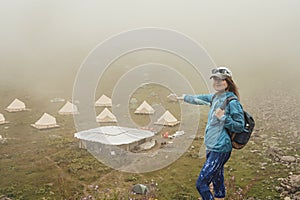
[210, 67, 232, 79]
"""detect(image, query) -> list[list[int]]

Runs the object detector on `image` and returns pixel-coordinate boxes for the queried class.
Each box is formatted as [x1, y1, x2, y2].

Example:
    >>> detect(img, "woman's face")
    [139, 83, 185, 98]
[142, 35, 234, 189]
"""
[213, 77, 228, 92]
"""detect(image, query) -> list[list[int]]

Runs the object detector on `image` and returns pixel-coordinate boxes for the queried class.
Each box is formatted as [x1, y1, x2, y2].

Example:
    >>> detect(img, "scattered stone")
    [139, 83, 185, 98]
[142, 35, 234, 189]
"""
[281, 156, 296, 163]
[275, 186, 283, 192]
[279, 174, 300, 199]
[293, 131, 298, 138]
[290, 175, 300, 188]
[0, 135, 7, 144]
[266, 147, 284, 160]
[0, 195, 13, 200]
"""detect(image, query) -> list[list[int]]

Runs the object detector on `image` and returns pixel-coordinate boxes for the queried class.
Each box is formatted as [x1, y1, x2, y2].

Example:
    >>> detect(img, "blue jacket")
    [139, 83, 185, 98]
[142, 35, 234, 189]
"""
[184, 91, 245, 152]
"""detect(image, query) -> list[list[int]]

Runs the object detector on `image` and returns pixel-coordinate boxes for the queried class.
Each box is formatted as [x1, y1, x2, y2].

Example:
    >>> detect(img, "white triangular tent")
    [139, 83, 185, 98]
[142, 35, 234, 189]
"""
[0, 113, 9, 124]
[31, 113, 59, 129]
[96, 108, 117, 123]
[134, 101, 155, 114]
[5, 98, 26, 112]
[155, 110, 180, 126]
[58, 101, 79, 115]
[95, 94, 112, 107]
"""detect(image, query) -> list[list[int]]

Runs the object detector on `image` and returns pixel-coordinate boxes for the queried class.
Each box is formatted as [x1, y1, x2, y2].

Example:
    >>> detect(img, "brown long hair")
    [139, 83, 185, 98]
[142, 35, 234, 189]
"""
[225, 77, 240, 100]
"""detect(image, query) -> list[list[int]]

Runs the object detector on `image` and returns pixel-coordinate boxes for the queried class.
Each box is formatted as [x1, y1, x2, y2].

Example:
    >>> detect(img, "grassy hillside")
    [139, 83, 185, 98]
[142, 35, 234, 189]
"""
[0, 67, 299, 199]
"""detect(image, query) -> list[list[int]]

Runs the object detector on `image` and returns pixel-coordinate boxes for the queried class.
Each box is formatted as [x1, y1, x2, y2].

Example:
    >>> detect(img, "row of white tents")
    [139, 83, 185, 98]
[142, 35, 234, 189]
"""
[94, 96, 180, 126]
[1, 100, 79, 130]
[0, 95, 180, 129]
[0, 111, 59, 129]
[3, 98, 79, 114]
[96, 107, 180, 127]
[1, 99, 79, 130]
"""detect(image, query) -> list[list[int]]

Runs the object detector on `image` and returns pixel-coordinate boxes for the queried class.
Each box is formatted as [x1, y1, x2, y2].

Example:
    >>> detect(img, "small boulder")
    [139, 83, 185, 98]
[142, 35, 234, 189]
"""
[290, 175, 300, 188]
[281, 156, 296, 163]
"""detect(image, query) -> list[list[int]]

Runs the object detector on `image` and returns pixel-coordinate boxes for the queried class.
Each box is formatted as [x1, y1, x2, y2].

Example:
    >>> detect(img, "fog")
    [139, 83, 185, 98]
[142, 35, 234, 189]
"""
[0, 0, 299, 99]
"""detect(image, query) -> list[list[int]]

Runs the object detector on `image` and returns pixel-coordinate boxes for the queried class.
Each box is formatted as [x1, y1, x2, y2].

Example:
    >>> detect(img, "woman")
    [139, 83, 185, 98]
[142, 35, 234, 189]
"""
[176, 67, 245, 200]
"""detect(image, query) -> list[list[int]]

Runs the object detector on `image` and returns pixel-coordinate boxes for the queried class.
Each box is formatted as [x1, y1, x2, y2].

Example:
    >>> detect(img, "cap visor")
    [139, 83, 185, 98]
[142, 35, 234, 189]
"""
[210, 74, 226, 79]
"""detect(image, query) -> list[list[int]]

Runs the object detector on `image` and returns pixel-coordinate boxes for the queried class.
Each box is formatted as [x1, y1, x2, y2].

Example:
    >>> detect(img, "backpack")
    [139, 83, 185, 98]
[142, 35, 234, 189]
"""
[211, 95, 255, 150]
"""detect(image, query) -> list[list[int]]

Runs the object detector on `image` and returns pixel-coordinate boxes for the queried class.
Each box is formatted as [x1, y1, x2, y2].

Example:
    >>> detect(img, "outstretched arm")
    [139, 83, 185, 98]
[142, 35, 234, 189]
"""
[167, 93, 212, 105]
[183, 94, 212, 105]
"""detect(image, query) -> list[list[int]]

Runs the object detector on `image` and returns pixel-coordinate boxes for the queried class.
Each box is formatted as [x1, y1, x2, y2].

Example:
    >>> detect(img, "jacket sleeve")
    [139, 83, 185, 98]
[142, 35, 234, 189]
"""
[220, 100, 245, 133]
[183, 94, 212, 105]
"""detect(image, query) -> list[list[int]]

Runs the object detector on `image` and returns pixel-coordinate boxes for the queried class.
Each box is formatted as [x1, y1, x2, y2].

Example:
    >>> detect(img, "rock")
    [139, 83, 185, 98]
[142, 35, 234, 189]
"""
[281, 156, 296, 163]
[293, 131, 298, 138]
[260, 134, 268, 138]
[281, 191, 289, 197]
[0, 195, 13, 200]
[284, 197, 291, 200]
[290, 175, 300, 188]
[275, 186, 283, 192]
[279, 174, 300, 199]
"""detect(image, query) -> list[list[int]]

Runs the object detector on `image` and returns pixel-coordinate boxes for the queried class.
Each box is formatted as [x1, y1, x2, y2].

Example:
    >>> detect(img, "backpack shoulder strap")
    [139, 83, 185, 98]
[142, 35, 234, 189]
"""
[220, 96, 238, 110]
[210, 94, 217, 107]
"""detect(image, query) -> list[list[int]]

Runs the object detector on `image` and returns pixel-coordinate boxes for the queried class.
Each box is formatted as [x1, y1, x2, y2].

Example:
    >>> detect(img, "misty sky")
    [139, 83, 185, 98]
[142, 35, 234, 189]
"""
[0, 0, 299, 95]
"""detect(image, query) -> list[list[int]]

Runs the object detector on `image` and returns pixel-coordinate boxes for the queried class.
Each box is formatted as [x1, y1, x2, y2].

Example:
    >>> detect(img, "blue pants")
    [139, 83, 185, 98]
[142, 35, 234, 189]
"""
[196, 151, 231, 200]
